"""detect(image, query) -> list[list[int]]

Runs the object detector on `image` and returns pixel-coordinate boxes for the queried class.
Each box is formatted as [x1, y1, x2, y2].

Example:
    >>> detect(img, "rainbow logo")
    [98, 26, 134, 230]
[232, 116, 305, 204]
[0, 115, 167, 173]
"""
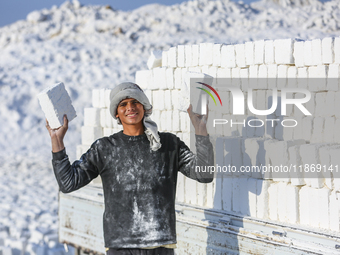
[196, 82, 223, 106]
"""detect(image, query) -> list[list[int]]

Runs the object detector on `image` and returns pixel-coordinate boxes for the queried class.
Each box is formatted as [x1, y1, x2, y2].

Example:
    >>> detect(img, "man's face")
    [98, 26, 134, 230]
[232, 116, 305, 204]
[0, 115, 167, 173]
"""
[116, 98, 145, 127]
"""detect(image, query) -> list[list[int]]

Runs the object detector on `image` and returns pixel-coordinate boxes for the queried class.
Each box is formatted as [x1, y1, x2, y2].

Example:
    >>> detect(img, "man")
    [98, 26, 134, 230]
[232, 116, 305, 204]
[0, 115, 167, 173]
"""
[46, 82, 214, 255]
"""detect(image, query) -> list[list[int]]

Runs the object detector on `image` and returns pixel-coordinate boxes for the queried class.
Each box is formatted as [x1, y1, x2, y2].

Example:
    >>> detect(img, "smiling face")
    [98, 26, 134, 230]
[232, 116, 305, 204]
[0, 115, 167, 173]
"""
[116, 98, 145, 128]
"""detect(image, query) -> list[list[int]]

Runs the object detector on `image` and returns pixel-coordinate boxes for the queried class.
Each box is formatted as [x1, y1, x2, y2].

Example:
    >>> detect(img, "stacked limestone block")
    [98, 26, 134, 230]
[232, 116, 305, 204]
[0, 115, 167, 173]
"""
[134, 39, 340, 233]
[76, 88, 122, 159]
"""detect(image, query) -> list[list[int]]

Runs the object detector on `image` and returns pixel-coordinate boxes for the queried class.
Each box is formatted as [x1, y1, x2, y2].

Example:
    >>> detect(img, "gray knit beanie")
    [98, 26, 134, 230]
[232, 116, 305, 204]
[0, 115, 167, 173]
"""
[109, 82, 161, 151]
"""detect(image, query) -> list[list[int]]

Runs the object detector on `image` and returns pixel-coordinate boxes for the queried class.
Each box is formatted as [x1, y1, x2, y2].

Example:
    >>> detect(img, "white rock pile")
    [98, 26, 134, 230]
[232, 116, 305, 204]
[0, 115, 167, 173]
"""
[0, 155, 75, 255]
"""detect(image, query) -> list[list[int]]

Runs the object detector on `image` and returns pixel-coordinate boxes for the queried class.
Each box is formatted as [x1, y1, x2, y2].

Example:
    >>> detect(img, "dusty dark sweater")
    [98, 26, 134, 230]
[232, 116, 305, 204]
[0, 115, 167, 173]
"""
[52, 131, 214, 248]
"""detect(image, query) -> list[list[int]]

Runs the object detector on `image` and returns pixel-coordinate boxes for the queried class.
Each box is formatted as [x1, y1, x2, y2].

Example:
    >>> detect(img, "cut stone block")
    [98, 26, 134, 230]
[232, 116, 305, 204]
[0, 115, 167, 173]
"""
[264, 139, 305, 181]
[216, 68, 232, 87]
[243, 138, 267, 179]
[299, 143, 327, 188]
[335, 92, 340, 118]
[256, 179, 271, 219]
[104, 88, 111, 108]
[311, 39, 322, 66]
[144, 89, 152, 105]
[258, 65, 268, 78]
[299, 186, 311, 226]
[231, 67, 241, 87]
[84, 107, 101, 127]
[267, 64, 278, 88]
[199, 43, 207, 66]
[92, 89, 101, 108]
[174, 68, 182, 90]
[277, 182, 288, 222]
[322, 37, 334, 64]
[168, 47, 177, 68]
[293, 116, 303, 140]
[165, 111, 172, 132]
[286, 184, 300, 224]
[162, 50, 168, 67]
[152, 90, 165, 111]
[191, 44, 199, 66]
[165, 68, 175, 89]
[319, 145, 340, 189]
[243, 178, 257, 217]
[334, 37, 340, 64]
[249, 65, 258, 81]
[196, 181, 206, 207]
[200, 43, 214, 66]
[224, 137, 243, 177]
[302, 116, 313, 142]
[240, 68, 249, 91]
[329, 147, 340, 191]
[305, 92, 315, 116]
[235, 43, 246, 67]
[38, 82, 77, 129]
[135, 70, 152, 90]
[308, 65, 327, 91]
[288, 145, 305, 186]
[184, 45, 192, 67]
[232, 177, 242, 213]
[335, 118, 340, 143]
[274, 39, 294, 64]
[172, 110, 180, 132]
[103, 127, 114, 137]
[314, 92, 327, 117]
[294, 40, 304, 67]
[184, 176, 197, 205]
[153, 67, 167, 90]
[213, 44, 222, 67]
[177, 45, 185, 67]
[222, 45, 236, 68]
[171, 89, 180, 111]
[81, 126, 103, 145]
[222, 176, 233, 211]
[268, 182, 278, 221]
[208, 66, 217, 79]
[310, 117, 324, 144]
[297, 67, 308, 89]
[329, 190, 340, 231]
[293, 93, 308, 117]
[147, 50, 162, 69]
[164, 90, 172, 110]
[152, 110, 161, 126]
[254, 40, 265, 65]
[274, 117, 293, 141]
[277, 65, 288, 89]
[180, 112, 189, 132]
[245, 41, 254, 66]
[264, 40, 275, 64]
[327, 64, 340, 91]
[323, 117, 336, 143]
[160, 111, 167, 131]
[99, 88, 106, 108]
[303, 40, 313, 66]
[317, 187, 331, 229]
[287, 66, 297, 88]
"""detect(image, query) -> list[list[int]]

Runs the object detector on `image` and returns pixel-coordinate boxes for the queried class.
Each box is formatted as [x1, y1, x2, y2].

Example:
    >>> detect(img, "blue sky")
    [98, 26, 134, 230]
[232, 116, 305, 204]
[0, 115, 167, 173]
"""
[0, 0, 253, 28]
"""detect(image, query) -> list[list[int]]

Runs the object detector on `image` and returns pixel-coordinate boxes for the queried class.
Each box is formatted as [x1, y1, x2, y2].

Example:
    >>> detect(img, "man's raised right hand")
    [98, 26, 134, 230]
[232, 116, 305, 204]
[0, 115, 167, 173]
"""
[46, 115, 68, 153]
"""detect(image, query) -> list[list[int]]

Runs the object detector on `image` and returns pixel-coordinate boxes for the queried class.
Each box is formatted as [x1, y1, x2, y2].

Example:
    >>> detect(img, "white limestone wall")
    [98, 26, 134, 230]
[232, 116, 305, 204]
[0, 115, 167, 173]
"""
[78, 38, 340, 233]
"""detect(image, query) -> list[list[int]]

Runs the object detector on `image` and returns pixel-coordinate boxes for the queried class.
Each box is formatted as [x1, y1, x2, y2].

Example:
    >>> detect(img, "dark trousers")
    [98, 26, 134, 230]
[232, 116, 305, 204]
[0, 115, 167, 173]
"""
[106, 247, 174, 255]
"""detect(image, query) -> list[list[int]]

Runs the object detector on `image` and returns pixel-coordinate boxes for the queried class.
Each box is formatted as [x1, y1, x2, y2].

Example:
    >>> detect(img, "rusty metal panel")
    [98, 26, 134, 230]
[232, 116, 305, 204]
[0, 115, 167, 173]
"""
[59, 186, 105, 254]
[175, 203, 340, 255]
[59, 186, 340, 254]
